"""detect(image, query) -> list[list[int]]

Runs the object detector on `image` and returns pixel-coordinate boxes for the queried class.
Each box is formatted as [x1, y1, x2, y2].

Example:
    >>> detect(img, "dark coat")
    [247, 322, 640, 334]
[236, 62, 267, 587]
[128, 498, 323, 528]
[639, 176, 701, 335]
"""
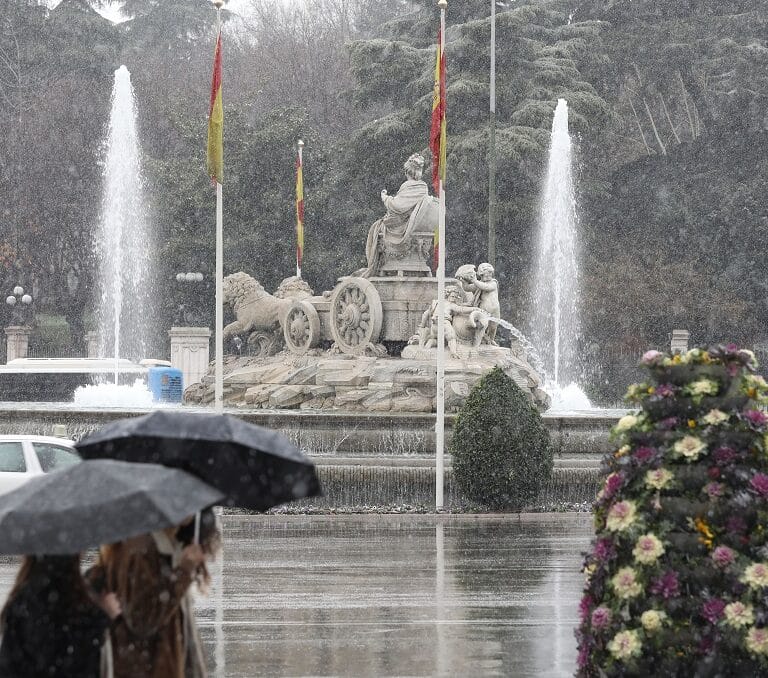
[0, 579, 109, 678]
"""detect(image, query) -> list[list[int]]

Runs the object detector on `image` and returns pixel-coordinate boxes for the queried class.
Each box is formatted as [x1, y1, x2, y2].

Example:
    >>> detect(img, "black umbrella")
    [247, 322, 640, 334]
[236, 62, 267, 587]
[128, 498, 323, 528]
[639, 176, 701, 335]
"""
[75, 410, 321, 511]
[0, 459, 224, 555]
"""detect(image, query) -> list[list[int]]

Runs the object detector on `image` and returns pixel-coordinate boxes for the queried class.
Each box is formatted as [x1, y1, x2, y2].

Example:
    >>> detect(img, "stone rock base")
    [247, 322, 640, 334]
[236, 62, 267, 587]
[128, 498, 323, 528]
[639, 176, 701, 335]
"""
[184, 344, 550, 412]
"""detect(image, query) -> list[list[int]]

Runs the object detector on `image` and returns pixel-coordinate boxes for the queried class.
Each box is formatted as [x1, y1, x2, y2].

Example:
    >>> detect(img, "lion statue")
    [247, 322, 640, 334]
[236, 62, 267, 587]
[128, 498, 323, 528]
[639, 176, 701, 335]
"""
[223, 272, 301, 355]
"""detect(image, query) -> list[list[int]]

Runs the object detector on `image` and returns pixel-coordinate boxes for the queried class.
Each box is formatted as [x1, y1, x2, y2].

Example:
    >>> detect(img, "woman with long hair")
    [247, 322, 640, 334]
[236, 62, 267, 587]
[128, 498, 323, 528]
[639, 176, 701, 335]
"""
[0, 554, 121, 677]
[92, 510, 220, 678]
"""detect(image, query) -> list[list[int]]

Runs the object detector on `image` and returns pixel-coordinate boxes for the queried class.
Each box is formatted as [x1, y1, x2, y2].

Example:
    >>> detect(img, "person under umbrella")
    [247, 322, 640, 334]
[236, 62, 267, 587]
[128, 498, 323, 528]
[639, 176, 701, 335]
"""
[0, 554, 122, 678]
[0, 459, 225, 678]
[89, 521, 212, 678]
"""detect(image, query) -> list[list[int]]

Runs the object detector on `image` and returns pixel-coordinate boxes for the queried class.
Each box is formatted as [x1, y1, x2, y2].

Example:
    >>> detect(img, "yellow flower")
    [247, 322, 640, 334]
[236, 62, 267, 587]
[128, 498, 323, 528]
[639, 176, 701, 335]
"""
[672, 354, 682, 364]
[695, 517, 714, 549]
[614, 445, 630, 459]
[645, 468, 674, 490]
[674, 435, 707, 461]
[741, 563, 768, 589]
[633, 533, 665, 565]
[688, 419, 697, 428]
[702, 409, 729, 426]
[640, 610, 666, 632]
[615, 414, 639, 433]
[686, 379, 719, 397]
[746, 627, 768, 655]
[606, 500, 637, 532]
[610, 567, 643, 599]
[607, 629, 642, 661]
[724, 602, 754, 628]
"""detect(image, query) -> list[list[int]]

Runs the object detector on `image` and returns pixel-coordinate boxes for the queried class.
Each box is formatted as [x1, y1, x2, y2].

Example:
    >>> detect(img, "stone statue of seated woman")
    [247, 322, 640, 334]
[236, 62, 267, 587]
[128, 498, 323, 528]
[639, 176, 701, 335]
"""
[355, 153, 436, 278]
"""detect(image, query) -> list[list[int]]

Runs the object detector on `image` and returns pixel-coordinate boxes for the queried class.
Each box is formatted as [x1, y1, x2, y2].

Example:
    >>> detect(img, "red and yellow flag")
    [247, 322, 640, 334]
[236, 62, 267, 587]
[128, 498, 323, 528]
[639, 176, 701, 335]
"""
[430, 27, 446, 195]
[206, 30, 223, 184]
[430, 26, 446, 270]
[295, 148, 304, 275]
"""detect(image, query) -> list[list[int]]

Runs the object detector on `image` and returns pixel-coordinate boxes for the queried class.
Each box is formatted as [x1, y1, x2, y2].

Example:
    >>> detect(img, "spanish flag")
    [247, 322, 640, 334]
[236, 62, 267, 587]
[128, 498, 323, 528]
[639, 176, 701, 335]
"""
[206, 30, 223, 184]
[295, 148, 304, 275]
[429, 26, 446, 270]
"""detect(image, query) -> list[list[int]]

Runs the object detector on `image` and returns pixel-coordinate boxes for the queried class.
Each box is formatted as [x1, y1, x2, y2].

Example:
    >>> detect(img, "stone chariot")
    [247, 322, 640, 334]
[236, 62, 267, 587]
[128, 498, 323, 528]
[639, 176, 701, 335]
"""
[282, 195, 445, 356]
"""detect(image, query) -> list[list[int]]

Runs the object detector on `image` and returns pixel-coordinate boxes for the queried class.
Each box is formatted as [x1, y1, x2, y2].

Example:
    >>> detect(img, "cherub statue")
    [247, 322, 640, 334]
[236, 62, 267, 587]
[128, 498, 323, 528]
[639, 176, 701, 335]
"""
[455, 262, 501, 345]
[356, 153, 429, 278]
[418, 286, 487, 358]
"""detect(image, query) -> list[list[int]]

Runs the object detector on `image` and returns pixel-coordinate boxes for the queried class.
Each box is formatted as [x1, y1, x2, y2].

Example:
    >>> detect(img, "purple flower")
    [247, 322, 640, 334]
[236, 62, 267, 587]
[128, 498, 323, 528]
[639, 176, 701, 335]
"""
[726, 515, 747, 535]
[633, 446, 656, 463]
[703, 482, 724, 499]
[727, 362, 742, 377]
[591, 606, 612, 629]
[699, 633, 716, 655]
[658, 416, 679, 430]
[751, 473, 768, 497]
[650, 570, 680, 599]
[711, 545, 735, 568]
[744, 409, 768, 429]
[713, 446, 737, 466]
[725, 343, 739, 352]
[701, 598, 726, 624]
[578, 594, 592, 623]
[593, 537, 616, 563]
[577, 643, 590, 669]
[602, 472, 624, 500]
[654, 383, 676, 398]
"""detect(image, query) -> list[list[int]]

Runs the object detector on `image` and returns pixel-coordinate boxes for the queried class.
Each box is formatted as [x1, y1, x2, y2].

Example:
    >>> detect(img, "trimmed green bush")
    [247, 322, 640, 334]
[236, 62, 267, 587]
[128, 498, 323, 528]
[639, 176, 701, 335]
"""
[451, 368, 553, 509]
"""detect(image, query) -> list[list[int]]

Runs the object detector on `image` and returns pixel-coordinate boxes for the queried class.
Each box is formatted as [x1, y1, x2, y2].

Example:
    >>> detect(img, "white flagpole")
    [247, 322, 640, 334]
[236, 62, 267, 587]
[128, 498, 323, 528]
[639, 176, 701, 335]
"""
[213, 1, 224, 413]
[296, 139, 304, 279]
[435, 0, 447, 509]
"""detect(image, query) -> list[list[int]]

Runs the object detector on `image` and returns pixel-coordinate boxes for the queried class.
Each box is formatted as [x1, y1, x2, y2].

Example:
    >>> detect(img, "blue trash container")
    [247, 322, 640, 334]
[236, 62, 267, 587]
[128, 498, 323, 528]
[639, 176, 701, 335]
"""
[147, 366, 184, 403]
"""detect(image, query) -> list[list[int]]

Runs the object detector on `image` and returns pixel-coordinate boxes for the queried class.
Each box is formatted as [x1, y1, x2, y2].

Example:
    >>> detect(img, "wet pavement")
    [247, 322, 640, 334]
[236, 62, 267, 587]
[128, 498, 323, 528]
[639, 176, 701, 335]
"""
[0, 513, 593, 677]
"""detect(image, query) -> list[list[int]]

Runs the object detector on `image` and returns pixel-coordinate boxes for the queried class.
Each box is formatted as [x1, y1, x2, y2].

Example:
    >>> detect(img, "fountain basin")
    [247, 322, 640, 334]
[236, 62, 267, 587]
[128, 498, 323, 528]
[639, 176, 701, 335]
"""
[0, 405, 619, 506]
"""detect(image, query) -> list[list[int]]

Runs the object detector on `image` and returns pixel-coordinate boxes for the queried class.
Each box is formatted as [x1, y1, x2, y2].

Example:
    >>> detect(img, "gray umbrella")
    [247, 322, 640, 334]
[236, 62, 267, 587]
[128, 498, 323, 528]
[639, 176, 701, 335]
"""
[0, 459, 224, 555]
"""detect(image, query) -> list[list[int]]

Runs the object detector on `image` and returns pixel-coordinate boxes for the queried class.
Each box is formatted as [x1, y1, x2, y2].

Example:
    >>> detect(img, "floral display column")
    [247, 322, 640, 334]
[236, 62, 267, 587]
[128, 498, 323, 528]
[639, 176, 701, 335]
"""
[576, 345, 768, 676]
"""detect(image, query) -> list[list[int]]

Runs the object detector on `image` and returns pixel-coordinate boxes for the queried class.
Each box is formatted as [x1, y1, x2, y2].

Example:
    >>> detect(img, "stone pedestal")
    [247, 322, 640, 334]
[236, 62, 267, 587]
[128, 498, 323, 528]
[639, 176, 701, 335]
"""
[670, 329, 689, 354]
[4, 326, 31, 363]
[85, 331, 100, 358]
[169, 326, 211, 389]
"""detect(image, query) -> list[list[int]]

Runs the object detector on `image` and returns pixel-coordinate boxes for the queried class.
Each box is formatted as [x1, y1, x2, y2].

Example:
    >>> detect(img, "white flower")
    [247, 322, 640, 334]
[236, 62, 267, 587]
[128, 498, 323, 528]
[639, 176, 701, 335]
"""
[633, 534, 665, 565]
[607, 629, 642, 661]
[640, 610, 666, 632]
[673, 435, 706, 460]
[615, 414, 639, 433]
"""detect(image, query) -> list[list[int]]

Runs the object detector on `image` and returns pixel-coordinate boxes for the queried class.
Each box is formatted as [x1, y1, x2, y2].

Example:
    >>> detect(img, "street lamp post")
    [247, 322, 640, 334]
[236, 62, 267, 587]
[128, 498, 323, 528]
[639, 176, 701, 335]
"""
[5, 285, 33, 326]
[174, 272, 206, 326]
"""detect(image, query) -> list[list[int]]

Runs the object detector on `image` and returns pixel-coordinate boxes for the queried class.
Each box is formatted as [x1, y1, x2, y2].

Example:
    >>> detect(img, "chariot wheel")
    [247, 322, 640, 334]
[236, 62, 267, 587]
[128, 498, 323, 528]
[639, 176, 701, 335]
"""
[329, 277, 383, 355]
[283, 300, 321, 354]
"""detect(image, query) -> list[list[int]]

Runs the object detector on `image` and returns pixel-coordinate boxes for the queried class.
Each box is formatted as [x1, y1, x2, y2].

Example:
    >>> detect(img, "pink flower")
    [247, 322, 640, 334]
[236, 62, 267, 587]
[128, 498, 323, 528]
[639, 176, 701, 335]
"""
[704, 482, 724, 499]
[591, 606, 612, 629]
[654, 383, 676, 398]
[701, 598, 726, 624]
[744, 409, 768, 429]
[711, 546, 735, 568]
[578, 594, 593, 623]
[650, 570, 680, 599]
[751, 473, 768, 497]
[633, 446, 656, 463]
[641, 350, 663, 365]
[593, 537, 616, 563]
[602, 472, 624, 500]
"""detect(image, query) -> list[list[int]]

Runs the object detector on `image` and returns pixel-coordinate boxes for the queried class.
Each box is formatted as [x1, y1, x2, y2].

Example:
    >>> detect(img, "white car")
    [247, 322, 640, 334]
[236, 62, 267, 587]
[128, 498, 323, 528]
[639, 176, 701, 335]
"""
[0, 435, 81, 496]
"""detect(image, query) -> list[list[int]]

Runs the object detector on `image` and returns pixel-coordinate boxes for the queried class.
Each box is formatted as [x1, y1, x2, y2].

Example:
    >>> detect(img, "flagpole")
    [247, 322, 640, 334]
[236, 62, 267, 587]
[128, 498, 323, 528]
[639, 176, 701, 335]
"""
[296, 138, 304, 279]
[435, 0, 447, 510]
[213, 0, 224, 413]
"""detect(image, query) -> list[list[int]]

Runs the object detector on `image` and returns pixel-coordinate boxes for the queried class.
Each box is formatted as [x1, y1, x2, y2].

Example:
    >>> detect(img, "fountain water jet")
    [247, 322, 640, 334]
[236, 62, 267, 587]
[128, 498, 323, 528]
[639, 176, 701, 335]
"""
[94, 65, 154, 381]
[530, 99, 591, 410]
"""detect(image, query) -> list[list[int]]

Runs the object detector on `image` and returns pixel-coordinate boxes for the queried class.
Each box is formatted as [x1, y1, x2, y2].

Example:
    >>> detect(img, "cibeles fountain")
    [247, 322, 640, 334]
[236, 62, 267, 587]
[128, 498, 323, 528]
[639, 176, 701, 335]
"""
[184, 153, 550, 413]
